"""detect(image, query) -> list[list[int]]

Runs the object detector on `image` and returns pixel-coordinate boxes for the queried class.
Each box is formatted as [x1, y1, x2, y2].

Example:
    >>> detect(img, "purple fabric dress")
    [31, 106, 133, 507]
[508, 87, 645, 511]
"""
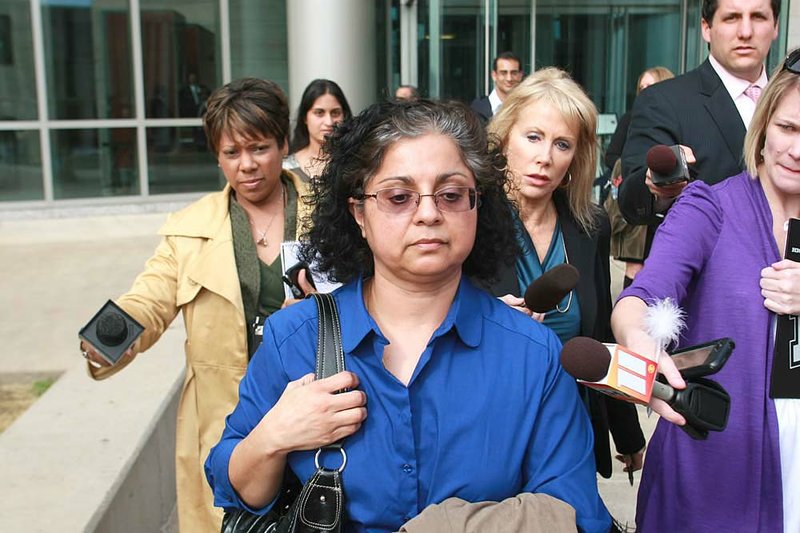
[620, 172, 783, 532]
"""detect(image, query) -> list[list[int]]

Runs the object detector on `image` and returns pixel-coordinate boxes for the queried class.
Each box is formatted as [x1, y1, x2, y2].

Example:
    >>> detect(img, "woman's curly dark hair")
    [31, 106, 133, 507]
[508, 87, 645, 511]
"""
[299, 99, 518, 284]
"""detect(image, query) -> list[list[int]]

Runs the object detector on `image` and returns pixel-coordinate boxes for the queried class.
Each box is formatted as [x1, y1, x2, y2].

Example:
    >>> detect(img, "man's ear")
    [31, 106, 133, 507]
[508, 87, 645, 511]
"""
[700, 18, 712, 45]
[282, 137, 289, 157]
[348, 198, 366, 238]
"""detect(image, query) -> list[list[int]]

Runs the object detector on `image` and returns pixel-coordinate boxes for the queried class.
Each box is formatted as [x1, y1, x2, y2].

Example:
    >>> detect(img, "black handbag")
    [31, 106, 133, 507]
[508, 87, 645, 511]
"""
[221, 292, 347, 533]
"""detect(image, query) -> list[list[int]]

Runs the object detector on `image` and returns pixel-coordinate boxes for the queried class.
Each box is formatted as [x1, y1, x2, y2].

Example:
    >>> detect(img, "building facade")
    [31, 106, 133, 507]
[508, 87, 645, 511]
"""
[0, 0, 796, 206]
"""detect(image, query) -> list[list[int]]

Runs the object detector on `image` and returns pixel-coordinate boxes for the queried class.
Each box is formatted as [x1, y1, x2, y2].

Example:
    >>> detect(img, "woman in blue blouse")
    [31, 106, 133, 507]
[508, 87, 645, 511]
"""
[486, 68, 645, 481]
[205, 99, 611, 532]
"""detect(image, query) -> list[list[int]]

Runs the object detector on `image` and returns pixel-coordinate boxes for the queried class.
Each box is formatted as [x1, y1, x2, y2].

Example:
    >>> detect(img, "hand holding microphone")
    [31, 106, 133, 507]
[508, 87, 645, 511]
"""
[645, 144, 695, 203]
[79, 300, 144, 367]
[523, 263, 580, 312]
[560, 337, 731, 439]
[497, 263, 579, 320]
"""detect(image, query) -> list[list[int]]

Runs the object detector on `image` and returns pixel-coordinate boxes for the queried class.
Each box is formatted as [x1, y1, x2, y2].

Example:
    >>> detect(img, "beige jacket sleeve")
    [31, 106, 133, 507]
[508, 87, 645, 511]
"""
[397, 494, 577, 533]
[87, 234, 181, 380]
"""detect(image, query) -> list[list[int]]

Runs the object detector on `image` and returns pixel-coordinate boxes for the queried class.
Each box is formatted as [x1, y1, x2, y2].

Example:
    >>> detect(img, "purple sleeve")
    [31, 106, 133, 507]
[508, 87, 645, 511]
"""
[619, 181, 723, 305]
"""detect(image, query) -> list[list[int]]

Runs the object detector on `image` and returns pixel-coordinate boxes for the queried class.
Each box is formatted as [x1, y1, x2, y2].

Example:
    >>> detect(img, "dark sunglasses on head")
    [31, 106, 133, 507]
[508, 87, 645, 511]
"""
[783, 48, 800, 74]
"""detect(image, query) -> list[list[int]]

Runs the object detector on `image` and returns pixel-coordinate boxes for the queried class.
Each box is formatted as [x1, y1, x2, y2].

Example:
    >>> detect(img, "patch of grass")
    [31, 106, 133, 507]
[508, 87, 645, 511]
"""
[31, 377, 55, 397]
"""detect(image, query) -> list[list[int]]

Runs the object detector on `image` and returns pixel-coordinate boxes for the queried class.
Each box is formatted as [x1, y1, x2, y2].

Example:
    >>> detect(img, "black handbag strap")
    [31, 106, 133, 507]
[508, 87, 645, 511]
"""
[312, 293, 345, 381]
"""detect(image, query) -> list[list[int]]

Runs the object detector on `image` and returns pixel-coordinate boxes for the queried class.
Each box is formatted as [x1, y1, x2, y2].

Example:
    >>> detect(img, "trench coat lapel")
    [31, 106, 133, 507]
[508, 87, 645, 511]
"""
[160, 185, 244, 311]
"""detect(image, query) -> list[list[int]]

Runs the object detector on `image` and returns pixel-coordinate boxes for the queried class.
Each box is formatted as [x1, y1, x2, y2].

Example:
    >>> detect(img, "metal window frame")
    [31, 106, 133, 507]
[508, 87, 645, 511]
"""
[5, 0, 233, 207]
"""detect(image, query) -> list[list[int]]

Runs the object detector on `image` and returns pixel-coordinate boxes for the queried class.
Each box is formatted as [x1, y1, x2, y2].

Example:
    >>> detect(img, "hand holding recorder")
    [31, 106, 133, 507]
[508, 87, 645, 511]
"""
[560, 337, 734, 439]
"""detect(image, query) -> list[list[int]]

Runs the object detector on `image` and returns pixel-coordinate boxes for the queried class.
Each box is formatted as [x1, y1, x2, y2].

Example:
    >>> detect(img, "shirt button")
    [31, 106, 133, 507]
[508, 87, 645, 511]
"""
[402, 464, 413, 474]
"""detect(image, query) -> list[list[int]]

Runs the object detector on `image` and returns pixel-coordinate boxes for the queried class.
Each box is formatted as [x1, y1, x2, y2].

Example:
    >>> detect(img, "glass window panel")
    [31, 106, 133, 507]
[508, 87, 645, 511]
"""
[417, 0, 487, 101]
[229, 0, 288, 92]
[0, 1, 37, 120]
[440, 6, 482, 102]
[535, 1, 682, 117]
[627, 12, 681, 108]
[51, 128, 139, 199]
[147, 126, 220, 194]
[498, 3, 532, 74]
[141, 0, 220, 118]
[41, 0, 134, 120]
[0, 129, 43, 201]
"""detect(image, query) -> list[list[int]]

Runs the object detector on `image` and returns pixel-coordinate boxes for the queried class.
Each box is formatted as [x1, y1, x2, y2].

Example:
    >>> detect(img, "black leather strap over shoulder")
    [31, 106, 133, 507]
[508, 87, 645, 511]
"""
[312, 293, 345, 381]
[222, 293, 348, 533]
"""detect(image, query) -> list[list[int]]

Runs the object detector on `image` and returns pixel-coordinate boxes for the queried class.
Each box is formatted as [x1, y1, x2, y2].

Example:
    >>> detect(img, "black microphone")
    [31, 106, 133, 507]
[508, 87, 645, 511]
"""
[523, 264, 579, 313]
[79, 300, 144, 365]
[96, 312, 129, 346]
[561, 337, 731, 440]
[646, 144, 691, 186]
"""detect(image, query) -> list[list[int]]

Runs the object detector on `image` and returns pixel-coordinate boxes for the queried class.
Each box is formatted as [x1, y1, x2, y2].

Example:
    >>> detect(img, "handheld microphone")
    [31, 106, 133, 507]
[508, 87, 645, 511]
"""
[79, 300, 144, 365]
[523, 264, 580, 313]
[561, 337, 731, 439]
[646, 145, 691, 186]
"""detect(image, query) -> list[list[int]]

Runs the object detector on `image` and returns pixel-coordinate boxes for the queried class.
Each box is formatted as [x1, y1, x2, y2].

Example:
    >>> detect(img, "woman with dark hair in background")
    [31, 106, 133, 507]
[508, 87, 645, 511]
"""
[283, 78, 352, 181]
[487, 68, 646, 484]
[79, 78, 311, 531]
[206, 99, 612, 532]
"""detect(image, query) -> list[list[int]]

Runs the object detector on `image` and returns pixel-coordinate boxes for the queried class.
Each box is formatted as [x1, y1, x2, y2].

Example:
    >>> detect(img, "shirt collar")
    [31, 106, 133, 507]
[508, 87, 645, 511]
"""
[709, 53, 767, 99]
[336, 276, 483, 355]
[488, 89, 503, 115]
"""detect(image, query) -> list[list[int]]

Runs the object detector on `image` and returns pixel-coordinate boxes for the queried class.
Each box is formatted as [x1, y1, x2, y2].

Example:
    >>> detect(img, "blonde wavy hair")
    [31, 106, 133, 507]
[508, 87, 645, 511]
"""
[744, 53, 800, 178]
[488, 67, 599, 233]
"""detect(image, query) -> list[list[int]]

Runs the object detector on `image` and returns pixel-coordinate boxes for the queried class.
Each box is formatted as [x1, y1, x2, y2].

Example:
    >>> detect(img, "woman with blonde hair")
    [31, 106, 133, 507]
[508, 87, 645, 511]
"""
[487, 67, 645, 482]
[612, 49, 800, 531]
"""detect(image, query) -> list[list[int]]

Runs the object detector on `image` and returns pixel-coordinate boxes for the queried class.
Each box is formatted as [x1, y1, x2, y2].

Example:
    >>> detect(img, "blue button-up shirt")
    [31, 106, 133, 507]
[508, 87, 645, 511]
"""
[206, 277, 611, 532]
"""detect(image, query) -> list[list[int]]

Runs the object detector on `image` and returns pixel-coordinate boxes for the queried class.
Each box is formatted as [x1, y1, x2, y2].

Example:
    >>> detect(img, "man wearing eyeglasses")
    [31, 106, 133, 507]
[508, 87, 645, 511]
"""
[619, 0, 780, 255]
[470, 51, 523, 124]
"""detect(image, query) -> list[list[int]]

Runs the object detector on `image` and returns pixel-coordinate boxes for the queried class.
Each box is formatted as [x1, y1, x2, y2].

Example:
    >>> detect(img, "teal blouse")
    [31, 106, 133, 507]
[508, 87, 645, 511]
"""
[514, 214, 581, 344]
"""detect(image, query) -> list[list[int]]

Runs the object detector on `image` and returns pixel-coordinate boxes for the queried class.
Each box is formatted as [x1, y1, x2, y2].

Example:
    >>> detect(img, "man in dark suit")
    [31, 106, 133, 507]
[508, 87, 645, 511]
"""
[619, 0, 780, 237]
[178, 72, 210, 118]
[470, 51, 522, 123]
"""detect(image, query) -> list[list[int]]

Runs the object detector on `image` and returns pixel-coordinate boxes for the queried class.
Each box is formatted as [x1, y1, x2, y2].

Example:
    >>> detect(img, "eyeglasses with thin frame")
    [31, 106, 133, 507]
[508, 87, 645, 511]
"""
[358, 187, 480, 215]
[783, 48, 800, 74]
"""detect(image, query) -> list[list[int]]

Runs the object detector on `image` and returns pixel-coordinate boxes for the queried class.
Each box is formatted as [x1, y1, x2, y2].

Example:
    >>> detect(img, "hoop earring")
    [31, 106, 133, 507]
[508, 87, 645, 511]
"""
[559, 172, 572, 188]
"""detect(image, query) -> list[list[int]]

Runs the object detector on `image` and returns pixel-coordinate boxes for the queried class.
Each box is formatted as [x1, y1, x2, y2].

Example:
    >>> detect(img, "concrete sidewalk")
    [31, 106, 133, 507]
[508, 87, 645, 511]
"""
[0, 204, 655, 529]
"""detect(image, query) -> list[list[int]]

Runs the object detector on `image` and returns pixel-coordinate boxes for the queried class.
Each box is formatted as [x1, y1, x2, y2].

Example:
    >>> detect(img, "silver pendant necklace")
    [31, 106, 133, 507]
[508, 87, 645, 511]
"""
[554, 238, 573, 314]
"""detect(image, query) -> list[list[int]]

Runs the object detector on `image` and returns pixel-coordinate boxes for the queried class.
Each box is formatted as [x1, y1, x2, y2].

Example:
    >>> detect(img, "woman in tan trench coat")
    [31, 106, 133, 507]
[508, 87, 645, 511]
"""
[79, 78, 311, 532]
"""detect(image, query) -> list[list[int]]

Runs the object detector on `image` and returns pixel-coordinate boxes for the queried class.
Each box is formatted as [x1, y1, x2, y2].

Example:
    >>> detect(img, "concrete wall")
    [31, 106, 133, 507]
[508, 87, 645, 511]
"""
[0, 325, 184, 532]
[0, 193, 188, 532]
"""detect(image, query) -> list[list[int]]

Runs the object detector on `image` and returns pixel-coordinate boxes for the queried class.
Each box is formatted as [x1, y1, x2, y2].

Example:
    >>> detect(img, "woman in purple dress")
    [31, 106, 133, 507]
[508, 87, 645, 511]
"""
[611, 49, 800, 532]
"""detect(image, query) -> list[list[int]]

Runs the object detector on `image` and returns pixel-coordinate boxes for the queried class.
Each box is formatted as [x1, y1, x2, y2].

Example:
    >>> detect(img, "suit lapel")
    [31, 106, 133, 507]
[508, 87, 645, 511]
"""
[699, 60, 746, 168]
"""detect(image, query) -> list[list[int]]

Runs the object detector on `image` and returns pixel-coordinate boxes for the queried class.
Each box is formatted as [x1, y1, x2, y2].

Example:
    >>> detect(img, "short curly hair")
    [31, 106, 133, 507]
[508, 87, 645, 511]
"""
[300, 99, 518, 284]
